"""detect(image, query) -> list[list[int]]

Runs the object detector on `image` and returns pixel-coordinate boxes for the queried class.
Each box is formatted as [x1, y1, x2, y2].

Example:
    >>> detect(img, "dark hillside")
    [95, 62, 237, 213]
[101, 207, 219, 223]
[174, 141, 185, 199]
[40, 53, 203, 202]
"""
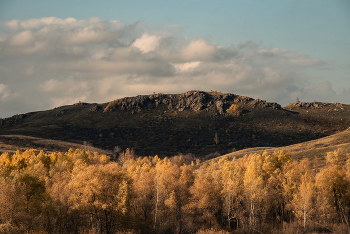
[1, 91, 349, 158]
[285, 101, 349, 132]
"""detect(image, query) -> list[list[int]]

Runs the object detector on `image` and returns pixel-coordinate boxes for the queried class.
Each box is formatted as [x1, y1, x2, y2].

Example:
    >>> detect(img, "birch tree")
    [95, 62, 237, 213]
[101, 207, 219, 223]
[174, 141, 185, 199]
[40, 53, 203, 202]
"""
[244, 153, 264, 231]
[316, 164, 350, 228]
[292, 172, 315, 229]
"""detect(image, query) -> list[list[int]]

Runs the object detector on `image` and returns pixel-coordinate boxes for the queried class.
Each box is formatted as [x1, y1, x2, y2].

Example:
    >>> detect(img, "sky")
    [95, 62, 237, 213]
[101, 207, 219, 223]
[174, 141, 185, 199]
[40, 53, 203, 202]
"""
[0, 0, 349, 118]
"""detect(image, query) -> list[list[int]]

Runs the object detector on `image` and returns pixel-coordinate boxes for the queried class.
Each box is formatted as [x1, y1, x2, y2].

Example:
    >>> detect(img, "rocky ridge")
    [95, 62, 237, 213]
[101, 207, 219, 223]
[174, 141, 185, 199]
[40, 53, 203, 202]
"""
[286, 101, 346, 110]
[103, 90, 281, 115]
[1, 91, 281, 127]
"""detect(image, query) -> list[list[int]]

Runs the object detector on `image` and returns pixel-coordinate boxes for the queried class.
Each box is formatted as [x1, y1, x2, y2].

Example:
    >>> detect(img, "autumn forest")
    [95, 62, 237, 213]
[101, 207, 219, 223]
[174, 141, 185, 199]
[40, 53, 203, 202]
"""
[0, 147, 350, 234]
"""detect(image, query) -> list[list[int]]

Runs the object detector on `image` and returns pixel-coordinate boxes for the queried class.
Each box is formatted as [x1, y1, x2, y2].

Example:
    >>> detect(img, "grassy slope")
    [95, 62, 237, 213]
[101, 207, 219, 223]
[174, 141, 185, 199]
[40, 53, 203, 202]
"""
[0, 134, 112, 156]
[201, 128, 350, 167]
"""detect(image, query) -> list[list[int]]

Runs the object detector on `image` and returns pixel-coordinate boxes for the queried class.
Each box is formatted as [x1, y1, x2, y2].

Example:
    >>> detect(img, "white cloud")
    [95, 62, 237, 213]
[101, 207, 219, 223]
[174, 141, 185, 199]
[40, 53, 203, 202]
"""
[61, 25, 115, 45]
[263, 67, 288, 84]
[133, 33, 161, 53]
[39, 77, 91, 108]
[173, 61, 201, 73]
[2, 19, 20, 30]
[8, 30, 34, 46]
[0, 84, 11, 101]
[40, 78, 88, 94]
[15, 41, 47, 54]
[0, 16, 348, 118]
[2, 17, 79, 30]
[300, 81, 336, 103]
[181, 39, 216, 61]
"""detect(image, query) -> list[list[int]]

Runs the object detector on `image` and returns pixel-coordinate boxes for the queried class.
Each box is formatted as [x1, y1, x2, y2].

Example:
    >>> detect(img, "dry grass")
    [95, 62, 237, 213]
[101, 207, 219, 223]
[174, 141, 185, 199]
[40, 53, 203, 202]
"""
[195, 229, 230, 234]
[202, 129, 350, 166]
[0, 134, 112, 155]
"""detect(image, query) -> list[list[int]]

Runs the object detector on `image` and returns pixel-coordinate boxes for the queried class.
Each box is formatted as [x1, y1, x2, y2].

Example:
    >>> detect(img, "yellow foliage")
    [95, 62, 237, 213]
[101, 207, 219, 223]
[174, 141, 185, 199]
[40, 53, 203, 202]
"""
[226, 104, 242, 116]
[103, 99, 120, 112]
[316, 165, 349, 223]
[0, 152, 12, 170]
[282, 159, 312, 206]
[164, 190, 177, 210]
[99, 154, 110, 164]
[292, 172, 315, 228]
[325, 148, 343, 165]
[0, 147, 350, 232]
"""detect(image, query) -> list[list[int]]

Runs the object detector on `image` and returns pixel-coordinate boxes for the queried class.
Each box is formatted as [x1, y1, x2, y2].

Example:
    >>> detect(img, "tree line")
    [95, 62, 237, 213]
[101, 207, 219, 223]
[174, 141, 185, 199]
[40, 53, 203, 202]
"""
[0, 148, 349, 233]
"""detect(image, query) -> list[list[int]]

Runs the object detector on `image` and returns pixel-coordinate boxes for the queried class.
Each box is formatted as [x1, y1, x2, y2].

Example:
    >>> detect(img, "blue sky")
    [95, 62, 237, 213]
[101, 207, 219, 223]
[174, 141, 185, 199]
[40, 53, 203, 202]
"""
[0, 0, 349, 117]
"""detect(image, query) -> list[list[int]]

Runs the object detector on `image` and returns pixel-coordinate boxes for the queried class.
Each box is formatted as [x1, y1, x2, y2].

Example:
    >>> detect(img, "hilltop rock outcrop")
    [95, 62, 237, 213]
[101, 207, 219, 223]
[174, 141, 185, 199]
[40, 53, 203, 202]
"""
[104, 90, 281, 114]
[286, 101, 346, 110]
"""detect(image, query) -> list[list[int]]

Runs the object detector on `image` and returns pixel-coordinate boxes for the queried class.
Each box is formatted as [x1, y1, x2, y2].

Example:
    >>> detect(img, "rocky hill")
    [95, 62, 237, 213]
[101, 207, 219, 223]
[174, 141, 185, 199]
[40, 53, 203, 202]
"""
[1, 91, 349, 158]
[102, 90, 281, 114]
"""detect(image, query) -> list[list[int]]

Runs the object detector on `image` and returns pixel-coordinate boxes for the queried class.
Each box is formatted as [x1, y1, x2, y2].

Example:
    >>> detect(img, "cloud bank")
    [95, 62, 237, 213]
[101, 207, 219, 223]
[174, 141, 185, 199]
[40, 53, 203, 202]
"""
[0, 17, 348, 118]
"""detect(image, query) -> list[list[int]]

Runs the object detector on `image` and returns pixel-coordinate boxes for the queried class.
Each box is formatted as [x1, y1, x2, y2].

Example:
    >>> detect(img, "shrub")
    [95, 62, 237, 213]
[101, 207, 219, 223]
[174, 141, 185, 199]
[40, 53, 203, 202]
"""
[226, 104, 242, 116]
[103, 99, 120, 112]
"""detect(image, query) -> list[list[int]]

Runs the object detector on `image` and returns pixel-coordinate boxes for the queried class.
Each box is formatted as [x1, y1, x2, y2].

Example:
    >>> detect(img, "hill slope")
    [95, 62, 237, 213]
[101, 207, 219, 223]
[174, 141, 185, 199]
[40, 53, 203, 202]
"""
[201, 127, 350, 167]
[0, 134, 112, 156]
[1, 91, 349, 157]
